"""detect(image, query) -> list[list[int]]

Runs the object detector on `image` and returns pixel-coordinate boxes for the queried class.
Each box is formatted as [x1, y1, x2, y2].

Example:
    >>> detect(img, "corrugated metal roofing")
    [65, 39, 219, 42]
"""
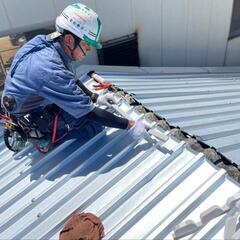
[1, 70, 240, 239]
[104, 73, 240, 165]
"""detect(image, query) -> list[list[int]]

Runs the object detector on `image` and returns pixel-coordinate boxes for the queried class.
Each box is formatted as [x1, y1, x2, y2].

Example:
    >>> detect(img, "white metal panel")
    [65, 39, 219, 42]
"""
[0, 0, 236, 67]
[186, 0, 211, 66]
[1, 131, 239, 240]
[108, 72, 240, 164]
[1, 71, 240, 240]
[166, 179, 240, 240]
[53, 0, 96, 15]
[120, 165, 226, 239]
[162, 0, 188, 66]
[3, 0, 56, 29]
[207, 0, 233, 66]
[0, 1, 11, 34]
[95, 0, 133, 41]
[132, 0, 162, 66]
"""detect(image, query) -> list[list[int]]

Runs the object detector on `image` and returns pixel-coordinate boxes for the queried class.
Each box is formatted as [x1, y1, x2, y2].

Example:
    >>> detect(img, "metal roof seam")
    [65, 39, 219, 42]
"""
[104, 80, 240, 184]
[106, 148, 202, 239]
[173, 191, 240, 239]
[145, 170, 228, 239]
[2, 71, 240, 239]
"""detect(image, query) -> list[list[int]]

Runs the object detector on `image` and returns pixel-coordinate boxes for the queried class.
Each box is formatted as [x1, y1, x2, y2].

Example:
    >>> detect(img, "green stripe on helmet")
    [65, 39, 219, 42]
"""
[71, 3, 80, 9]
[96, 17, 101, 41]
[83, 35, 102, 49]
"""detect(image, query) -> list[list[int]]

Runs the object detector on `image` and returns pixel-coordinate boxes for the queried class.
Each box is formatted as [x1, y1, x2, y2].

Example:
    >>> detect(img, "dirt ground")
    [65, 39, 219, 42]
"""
[0, 36, 14, 51]
[0, 36, 22, 93]
[0, 36, 20, 65]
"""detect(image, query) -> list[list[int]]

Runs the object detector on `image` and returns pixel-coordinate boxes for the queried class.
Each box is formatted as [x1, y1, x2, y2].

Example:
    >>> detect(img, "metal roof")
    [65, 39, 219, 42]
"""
[104, 73, 240, 165]
[1, 71, 240, 239]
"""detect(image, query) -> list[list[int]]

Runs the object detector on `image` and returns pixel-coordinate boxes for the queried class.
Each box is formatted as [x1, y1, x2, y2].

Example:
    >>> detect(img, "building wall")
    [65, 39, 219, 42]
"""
[0, 0, 234, 67]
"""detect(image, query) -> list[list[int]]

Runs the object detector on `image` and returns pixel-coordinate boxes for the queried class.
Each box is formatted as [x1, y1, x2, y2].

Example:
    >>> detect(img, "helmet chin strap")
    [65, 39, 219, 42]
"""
[70, 39, 86, 59]
[78, 40, 86, 56]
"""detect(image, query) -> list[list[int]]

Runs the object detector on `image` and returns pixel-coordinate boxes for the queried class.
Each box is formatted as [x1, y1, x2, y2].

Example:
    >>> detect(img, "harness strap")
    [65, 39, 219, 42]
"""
[51, 113, 58, 144]
[0, 114, 12, 121]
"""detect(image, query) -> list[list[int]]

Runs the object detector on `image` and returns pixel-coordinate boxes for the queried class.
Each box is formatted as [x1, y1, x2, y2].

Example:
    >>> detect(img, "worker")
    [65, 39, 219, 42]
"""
[1, 3, 149, 151]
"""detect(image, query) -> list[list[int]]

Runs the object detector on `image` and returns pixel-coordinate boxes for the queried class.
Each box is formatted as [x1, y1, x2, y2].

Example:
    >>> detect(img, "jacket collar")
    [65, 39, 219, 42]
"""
[52, 40, 74, 72]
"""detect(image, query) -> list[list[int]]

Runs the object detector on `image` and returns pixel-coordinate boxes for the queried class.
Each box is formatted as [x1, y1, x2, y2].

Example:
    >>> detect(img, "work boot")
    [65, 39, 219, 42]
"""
[35, 135, 53, 153]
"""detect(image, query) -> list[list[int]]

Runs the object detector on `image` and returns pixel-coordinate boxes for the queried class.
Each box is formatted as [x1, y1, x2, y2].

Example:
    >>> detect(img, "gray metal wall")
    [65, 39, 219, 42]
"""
[0, 0, 234, 67]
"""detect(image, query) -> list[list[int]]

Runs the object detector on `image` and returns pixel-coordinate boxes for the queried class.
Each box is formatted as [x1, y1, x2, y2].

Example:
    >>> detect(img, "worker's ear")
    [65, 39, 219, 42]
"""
[63, 34, 75, 50]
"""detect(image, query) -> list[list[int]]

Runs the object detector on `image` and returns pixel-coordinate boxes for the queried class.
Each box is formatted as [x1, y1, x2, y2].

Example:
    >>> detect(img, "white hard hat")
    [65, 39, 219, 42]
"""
[56, 3, 102, 49]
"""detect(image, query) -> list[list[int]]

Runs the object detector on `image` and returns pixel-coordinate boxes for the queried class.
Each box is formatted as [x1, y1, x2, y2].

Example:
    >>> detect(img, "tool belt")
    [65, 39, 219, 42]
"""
[35, 104, 59, 133]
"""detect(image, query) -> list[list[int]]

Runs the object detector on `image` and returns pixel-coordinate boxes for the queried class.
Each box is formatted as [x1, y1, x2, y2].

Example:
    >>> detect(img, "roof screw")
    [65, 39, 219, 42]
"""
[31, 198, 35, 202]
[37, 213, 42, 218]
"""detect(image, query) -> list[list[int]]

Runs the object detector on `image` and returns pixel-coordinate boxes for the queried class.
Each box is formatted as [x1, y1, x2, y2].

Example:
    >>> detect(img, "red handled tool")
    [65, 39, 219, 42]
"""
[93, 82, 112, 91]
[91, 73, 112, 91]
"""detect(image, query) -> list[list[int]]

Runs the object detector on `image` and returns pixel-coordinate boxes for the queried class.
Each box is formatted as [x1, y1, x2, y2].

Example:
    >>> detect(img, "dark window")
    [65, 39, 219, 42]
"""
[24, 27, 54, 41]
[97, 33, 140, 66]
[229, 0, 240, 39]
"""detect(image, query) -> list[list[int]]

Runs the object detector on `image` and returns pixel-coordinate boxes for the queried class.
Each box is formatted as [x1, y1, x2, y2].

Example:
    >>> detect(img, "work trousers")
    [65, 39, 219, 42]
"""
[32, 105, 103, 141]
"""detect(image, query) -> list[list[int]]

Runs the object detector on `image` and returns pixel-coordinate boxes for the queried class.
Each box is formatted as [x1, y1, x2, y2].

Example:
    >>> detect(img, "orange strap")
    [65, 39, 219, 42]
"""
[51, 113, 58, 144]
[0, 114, 12, 121]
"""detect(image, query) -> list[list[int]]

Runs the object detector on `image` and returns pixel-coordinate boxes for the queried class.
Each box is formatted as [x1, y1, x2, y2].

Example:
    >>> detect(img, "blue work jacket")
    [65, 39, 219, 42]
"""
[2, 35, 94, 118]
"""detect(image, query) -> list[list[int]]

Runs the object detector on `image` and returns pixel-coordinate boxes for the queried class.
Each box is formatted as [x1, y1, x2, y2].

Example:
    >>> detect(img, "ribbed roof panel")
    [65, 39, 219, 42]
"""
[107, 73, 240, 165]
[1, 71, 240, 239]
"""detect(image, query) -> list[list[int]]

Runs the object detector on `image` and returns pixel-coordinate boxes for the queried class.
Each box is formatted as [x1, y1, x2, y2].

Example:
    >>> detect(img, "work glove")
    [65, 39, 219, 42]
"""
[96, 93, 115, 107]
[128, 120, 151, 141]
